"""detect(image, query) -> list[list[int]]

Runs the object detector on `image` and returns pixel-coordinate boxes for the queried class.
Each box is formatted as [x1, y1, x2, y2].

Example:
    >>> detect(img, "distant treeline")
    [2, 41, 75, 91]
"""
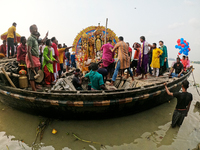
[192, 61, 200, 64]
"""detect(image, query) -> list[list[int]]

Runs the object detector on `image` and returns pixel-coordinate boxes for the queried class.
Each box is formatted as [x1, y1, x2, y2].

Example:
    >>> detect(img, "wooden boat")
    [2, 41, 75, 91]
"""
[0, 58, 192, 119]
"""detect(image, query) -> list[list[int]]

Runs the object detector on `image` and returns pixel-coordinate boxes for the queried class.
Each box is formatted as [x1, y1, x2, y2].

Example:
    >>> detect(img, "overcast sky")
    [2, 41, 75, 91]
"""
[0, 0, 199, 60]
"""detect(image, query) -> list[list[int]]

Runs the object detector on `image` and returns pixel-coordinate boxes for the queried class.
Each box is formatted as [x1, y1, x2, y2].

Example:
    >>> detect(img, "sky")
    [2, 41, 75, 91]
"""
[0, 0, 200, 61]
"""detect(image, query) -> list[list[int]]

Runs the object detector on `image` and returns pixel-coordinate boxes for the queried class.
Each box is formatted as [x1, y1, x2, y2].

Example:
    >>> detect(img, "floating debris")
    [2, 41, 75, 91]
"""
[72, 133, 105, 148]
[52, 129, 57, 134]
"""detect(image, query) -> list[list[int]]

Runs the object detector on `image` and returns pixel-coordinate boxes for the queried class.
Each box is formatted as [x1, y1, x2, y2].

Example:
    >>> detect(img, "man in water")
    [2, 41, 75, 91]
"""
[164, 80, 192, 128]
[159, 41, 168, 76]
[7, 22, 17, 58]
[169, 57, 183, 78]
[109, 36, 134, 86]
[137, 36, 152, 79]
[26, 25, 41, 91]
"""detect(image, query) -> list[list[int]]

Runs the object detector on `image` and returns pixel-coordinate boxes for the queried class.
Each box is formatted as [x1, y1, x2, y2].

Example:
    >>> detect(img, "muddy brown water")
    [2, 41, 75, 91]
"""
[0, 62, 199, 150]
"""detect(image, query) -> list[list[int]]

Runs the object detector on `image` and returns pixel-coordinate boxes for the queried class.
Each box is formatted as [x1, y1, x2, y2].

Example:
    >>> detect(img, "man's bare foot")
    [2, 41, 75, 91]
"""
[36, 85, 42, 89]
[139, 77, 144, 80]
[132, 77, 134, 81]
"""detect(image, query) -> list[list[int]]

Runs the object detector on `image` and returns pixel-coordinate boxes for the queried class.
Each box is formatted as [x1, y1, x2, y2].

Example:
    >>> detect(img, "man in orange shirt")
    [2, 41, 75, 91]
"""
[7, 22, 17, 58]
[58, 44, 73, 77]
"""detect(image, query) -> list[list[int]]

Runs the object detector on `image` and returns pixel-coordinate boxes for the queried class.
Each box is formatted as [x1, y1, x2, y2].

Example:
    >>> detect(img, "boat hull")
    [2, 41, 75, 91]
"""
[0, 70, 191, 119]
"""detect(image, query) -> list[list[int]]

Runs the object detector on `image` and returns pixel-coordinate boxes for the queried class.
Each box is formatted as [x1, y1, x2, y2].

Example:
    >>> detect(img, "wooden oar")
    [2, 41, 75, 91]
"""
[1, 67, 16, 88]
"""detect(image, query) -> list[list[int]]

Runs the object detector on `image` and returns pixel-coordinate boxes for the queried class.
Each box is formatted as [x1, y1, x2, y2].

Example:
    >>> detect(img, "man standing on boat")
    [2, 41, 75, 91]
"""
[17, 36, 27, 65]
[137, 36, 152, 79]
[159, 41, 169, 76]
[100, 39, 115, 79]
[109, 36, 134, 86]
[51, 37, 60, 82]
[164, 80, 192, 128]
[26, 25, 41, 91]
[7, 22, 17, 58]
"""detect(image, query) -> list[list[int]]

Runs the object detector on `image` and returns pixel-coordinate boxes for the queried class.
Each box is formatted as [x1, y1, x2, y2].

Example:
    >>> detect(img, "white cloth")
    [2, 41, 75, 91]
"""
[153, 68, 159, 77]
[142, 41, 149, 55]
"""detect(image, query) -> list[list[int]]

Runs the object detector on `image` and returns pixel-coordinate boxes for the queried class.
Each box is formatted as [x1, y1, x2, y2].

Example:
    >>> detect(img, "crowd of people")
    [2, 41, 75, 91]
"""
[0, 23, 191, 92]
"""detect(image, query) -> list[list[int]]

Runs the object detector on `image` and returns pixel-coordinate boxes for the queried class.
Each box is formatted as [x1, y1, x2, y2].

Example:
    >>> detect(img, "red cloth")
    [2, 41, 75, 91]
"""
[181, 59, 187, 71]
[128, 47, 132, 53]
[25, 55, 41, 69]
[51, 43, 60, 72]
[44, 65, 55, 85]
[17, 43, 27, 62]
[133, 48, 140, 59]
[0, 44, 6, 56]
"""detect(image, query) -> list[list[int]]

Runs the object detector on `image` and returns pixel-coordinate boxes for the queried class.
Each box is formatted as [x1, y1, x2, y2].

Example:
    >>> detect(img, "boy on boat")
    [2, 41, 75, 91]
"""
[0, 40, 7, 58]
[164, 80, 192, 128]
[169, 57, 183, 78]
[150, 43, 163, 77]
[85, 63, 107, 90]
[42, 39, 58, 87]
[72, 69, 83, 90]
[17, 36, 27, 65]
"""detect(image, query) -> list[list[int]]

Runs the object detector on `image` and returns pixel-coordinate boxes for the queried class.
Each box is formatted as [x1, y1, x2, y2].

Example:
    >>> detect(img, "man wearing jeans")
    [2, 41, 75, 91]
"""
[7, 22, 17, 58]
[169, 57, 183, 78]
[109, 36, 134, 86]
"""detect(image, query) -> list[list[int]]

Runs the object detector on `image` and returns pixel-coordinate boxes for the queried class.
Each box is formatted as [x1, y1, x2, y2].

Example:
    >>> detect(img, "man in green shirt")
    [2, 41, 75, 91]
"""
[26, 25, 41, 91]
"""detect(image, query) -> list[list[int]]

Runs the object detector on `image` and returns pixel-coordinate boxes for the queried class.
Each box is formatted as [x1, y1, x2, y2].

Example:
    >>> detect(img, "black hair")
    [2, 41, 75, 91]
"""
[108, 39, 112, 43]
[159, 40, 164, 44]
[30, 24, 36, 31]
[20, 36, 26, 43]
[88, 65, 92, 71]
[119, 36, 124, 41]
[13, 22, 16, 26]
[90, 63, 98, 71]
[46, 39, 51, 46]
[177, 57, 180, 61]
[140, 36, 145, 41]
[3, 40, 6, 43]
[182, 80, 189, 89]
[183, 56, 186, 59]
[153, 43, 157, 47]
[58, 44, 62, 47]
[51, 37, 56, 42]
[76, 69, 80, 72]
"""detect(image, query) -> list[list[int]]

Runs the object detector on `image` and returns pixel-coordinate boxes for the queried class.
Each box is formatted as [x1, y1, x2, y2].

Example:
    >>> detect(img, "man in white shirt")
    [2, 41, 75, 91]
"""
[137, 36, 152, 79]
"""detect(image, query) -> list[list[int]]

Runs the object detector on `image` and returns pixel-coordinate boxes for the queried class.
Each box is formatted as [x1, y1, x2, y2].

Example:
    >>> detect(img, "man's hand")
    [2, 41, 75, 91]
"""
[30, 63, 35, 70]
[178, 74, 181, 78]
[48, 60, 53, 64]
[164, 83, 167, 86]
[164, 58, 167, 62]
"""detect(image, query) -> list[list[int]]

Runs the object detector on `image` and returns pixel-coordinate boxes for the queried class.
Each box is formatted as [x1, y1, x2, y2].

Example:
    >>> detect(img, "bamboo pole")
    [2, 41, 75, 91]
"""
[104, 18, 108, 44]
[1, 68, 16, 88]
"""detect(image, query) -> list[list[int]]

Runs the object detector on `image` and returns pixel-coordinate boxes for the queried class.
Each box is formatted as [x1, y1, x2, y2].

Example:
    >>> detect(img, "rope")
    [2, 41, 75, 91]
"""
[191, 70, 200, 96]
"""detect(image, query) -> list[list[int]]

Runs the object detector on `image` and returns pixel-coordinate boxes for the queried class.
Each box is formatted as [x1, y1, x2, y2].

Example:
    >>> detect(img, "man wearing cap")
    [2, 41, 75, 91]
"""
[72, 69, 83, 90]
[7, 22, 17, 58]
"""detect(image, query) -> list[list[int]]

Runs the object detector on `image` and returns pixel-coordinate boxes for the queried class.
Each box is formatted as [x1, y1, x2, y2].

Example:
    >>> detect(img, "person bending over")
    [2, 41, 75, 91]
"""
[164, 80, 192, 128]
[85, 63, 107, 90]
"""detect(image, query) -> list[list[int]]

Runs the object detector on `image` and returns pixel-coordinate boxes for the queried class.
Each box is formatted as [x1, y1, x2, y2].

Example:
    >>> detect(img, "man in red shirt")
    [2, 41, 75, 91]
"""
[0, 40, 7, 57]
[17, 36, 27, 64]
[51, 37, 60, 82]
[131, 42, 140, 76]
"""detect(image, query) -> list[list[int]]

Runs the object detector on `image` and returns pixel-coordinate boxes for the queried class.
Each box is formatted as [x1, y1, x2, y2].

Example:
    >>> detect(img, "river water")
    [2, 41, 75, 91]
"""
[0, 62, 199, 150]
